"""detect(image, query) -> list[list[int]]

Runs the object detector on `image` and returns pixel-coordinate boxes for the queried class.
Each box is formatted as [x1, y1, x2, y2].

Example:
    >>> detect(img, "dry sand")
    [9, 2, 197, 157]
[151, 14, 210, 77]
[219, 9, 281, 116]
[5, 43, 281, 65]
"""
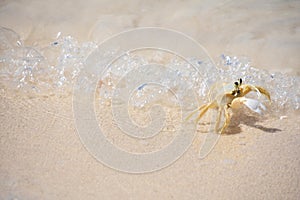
[1, 0, 300, 199]
[1, 90, 299, 199]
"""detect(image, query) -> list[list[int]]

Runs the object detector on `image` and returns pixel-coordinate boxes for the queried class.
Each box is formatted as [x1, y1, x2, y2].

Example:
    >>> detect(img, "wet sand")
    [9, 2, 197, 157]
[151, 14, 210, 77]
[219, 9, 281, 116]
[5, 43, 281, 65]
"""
[1, 0, 300, 199]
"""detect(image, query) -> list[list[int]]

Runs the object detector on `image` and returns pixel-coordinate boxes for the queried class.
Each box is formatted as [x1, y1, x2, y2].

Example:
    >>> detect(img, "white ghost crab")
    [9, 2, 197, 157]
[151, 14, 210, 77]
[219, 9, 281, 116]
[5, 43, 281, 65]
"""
[187, 78, 271, 133]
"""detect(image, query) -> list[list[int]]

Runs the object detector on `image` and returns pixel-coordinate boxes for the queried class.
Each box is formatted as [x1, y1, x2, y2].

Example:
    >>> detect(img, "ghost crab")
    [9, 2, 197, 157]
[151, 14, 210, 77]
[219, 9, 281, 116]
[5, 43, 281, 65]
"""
[187, 78, 271, 134]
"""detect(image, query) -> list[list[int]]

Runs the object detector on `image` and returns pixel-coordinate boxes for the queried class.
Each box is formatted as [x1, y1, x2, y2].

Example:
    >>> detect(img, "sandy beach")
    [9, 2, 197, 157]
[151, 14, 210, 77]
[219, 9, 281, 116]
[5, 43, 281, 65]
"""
[1, 0, 300, 199]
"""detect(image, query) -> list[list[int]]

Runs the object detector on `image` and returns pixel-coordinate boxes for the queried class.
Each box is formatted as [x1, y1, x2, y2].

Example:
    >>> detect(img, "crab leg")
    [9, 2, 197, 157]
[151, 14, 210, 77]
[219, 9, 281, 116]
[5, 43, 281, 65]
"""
[214, 107, 223, 133]
[185, 104, 207, 121]
[219, 105, 231, 134]
[195, 102, 217, 123]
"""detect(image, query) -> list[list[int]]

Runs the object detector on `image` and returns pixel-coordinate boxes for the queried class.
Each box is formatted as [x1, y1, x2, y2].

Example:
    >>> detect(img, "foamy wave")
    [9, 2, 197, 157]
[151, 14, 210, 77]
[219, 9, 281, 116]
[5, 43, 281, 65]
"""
[0, 27, 299, 113]
[0, 27, 97, 95]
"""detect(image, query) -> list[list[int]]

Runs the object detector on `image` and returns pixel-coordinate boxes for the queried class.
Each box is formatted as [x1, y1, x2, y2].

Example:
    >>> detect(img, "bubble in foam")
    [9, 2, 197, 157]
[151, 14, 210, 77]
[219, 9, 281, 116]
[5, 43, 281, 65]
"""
[0, 27, 48, 93]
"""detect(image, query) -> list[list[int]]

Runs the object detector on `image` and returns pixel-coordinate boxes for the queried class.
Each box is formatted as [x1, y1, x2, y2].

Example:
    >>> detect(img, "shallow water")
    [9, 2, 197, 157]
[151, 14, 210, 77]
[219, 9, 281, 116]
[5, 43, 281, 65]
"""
[1, 0, 299, 73]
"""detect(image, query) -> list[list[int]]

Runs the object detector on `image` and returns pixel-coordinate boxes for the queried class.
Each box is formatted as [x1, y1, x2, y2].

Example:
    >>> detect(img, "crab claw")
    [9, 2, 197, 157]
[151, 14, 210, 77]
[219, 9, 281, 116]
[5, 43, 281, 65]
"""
[241, 84, 271, 102]
[231, 97, 266, 114]
[242, 97, 266, 114]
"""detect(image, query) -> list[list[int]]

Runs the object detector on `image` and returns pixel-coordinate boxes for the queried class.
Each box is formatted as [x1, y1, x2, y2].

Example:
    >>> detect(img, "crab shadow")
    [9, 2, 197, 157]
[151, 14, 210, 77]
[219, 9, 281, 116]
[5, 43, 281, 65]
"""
[223, 111, 282, 135]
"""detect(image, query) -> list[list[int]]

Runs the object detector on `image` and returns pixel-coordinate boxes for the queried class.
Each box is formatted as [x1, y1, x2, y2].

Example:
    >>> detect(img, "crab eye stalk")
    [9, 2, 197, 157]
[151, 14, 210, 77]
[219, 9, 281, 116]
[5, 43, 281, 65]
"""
[239, 78, 242, 85]
[234, 82, 239, 86]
